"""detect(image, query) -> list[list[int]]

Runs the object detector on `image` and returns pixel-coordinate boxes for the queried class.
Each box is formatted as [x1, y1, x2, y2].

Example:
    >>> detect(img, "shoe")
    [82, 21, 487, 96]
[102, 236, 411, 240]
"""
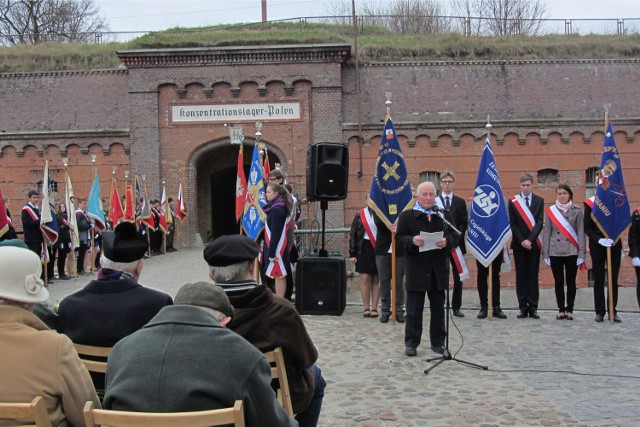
[370, 309, 378, 318]
[517, 310, 528, 318]
[363, 309, 371, 318]
[529, 311, 540, 319]
[613, 314, 622, 323]
[477, 307, 488, 319]
[58, 275, 71, 280]
[405, 347, 417, 357]
[566, 313, 573, 320]
[452, 309, 465, 318]
[379, 313, 390, 323]
[430, 345, 445, 354]
[556, 313, 567, 320]
[395, 313, 405, 323]
[595, 314, 604, 322]
[493, 308, 507, 319]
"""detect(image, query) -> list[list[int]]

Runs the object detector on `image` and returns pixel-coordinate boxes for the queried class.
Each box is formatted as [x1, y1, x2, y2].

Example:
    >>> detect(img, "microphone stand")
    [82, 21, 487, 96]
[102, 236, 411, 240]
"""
[424, 209, 488, 374]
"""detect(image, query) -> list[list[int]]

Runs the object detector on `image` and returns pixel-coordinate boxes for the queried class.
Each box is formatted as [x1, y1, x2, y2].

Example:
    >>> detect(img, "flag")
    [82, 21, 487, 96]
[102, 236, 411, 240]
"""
[87, 172, 106, 230]
[241, 144, 266, 240]
[466, 139, 512, 267]
[157, 185, 169, 232]
[263, 145, 271, 182]
[65, 171, 79, 248]
[368, 116, 414, 228]
[40, 160, 58, 245]
[108, 177, 124, 226]
[0, 186, 10, 239]
[236, 144, 247, 221]
[123, 183, 135, 222]
[161, 185, 173, 225]
[137, 179, 155, 229]
[591, 121, 631, 242]
[176, 182, 187, 222]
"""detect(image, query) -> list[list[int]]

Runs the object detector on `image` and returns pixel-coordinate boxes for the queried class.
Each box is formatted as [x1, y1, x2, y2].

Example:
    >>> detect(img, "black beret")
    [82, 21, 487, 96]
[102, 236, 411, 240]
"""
[203, 234, 259, 267]
[102, 221, 148, 263]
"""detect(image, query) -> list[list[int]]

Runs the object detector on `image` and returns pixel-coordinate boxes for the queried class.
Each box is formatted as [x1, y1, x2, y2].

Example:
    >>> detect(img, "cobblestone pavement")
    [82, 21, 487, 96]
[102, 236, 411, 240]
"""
[47, 249, 640, 427]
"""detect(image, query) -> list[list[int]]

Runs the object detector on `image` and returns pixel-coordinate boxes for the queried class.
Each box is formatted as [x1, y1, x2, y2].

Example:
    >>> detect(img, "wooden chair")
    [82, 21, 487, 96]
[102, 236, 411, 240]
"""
[0, 396, 53, 427]
[83, 400, 245, 427]
[73, 343, 112, 374]
[263, 347, 294, 417]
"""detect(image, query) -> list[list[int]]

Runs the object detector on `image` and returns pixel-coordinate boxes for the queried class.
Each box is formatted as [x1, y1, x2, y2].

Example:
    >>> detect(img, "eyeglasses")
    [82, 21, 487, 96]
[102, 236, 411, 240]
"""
[440, 180, 454, 184]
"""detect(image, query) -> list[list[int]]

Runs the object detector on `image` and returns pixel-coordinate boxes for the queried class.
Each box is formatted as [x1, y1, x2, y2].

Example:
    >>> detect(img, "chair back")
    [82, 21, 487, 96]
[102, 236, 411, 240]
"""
[73, 343, 112, 374]
[0, 396, 53, 427]
[83, 400, 245, 427]
[263, 347, 294, 417]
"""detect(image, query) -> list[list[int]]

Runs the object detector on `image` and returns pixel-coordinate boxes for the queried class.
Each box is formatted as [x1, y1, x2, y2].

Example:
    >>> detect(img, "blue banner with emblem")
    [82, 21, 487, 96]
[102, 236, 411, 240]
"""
[241, 143, 266, 240]
[466, 139, 512, 267]
[592, 121, 631, 242]
[368, 116, 414, 228]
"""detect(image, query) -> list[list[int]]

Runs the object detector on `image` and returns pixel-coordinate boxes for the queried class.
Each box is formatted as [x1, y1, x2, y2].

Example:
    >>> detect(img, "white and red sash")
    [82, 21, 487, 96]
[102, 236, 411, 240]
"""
[450, 246, 469, 280]
[510, 195, 542, 251]
[547, 204, 587, 270]
[359, 208, 377, 249]
[22, 204, 39, 221]
[264, 213, 289, 279]
[584, 196, 595, 209]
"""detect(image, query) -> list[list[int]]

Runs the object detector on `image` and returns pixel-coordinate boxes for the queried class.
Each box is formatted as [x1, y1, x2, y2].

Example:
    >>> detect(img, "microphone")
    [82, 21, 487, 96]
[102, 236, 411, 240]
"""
[431, 205, 462, 237]
[431, 205, 443, 213]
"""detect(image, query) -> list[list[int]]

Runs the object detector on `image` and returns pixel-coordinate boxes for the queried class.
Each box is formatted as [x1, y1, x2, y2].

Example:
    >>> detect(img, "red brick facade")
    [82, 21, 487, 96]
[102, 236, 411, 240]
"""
[1, 45, 639, 287]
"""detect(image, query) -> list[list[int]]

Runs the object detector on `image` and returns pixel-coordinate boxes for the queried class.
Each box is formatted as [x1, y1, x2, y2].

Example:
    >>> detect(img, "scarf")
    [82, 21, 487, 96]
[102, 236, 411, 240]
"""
[97, 268, 134, 281]
[555, 199, 573, 212]
[263, 195, 285, 214]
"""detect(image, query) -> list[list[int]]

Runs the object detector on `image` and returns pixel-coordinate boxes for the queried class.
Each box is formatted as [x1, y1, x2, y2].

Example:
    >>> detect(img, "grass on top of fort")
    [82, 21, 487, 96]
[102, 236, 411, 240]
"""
[2, 22, 640, 73]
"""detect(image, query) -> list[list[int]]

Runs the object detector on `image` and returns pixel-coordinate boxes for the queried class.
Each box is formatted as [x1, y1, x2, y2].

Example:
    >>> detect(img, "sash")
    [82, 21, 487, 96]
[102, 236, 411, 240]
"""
[359, 209, 377, 249]
[584, 196, 595, 209]
[264, 211, 288, 279]
[547, 205, 587, 271]
[510, 195, 542, 251]
[22, 205, 39, 221]
[450, 246, 469, 280]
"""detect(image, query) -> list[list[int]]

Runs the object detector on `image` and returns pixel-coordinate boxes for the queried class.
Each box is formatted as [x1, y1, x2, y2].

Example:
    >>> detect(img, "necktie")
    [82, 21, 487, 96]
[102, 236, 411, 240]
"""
[445, 196, 450, 210]
[525, 196, 530, 207]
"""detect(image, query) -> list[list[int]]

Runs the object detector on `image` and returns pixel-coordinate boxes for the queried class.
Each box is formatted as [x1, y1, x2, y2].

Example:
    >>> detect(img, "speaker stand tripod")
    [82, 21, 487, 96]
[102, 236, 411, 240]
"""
[424, 215, 488, 374]
[318, 200, 328, 257]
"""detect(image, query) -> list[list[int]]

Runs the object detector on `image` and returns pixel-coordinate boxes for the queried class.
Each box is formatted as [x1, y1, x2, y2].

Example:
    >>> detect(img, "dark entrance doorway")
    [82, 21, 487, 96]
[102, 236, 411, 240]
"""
[210, 167, 239, 239]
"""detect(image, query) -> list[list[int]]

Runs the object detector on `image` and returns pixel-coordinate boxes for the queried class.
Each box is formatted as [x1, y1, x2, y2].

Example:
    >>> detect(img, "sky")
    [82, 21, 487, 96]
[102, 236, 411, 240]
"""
[94, 0, 640, 36]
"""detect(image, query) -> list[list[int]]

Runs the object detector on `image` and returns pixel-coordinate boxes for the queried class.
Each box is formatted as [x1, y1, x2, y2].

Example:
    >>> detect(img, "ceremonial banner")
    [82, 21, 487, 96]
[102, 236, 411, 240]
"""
[40, 160, 58, 245]
[592, 121, 631, 242]
[0, 186, 10, 239]
[138, 179, 155, 229]
[368, 116, 414, 228]
[108, 177, 124, 226]
[466, 139, 512, 267]
[87, 173, 106, 230]
[241, 144, 266, 240]
[176, 182, 187, 222]
[123, 183, 135, 222]
[236, 144, 247, 221]
[157, 185, 169, 232]
[65, 171, 79, 248]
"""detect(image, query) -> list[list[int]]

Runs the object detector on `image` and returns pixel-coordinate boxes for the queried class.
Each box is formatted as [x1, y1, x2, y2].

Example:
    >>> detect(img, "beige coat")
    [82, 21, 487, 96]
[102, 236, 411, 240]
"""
[542, 203, 586, 259]
[0, 305, 100, 427]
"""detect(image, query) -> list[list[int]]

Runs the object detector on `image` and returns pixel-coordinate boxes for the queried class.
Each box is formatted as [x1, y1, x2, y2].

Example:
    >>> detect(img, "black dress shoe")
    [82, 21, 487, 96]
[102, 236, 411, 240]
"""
[613, 314, 622, 323]
[477, 307, 488, 319]
[517, 310, 528, 318]
[430, 345, 446, 354]
[395, 313, 405, 323]
[452, 309, 465, 318]
[529, 311, 540, 319]
[493, 308, 507, 319]
[405, 347, 417, 357]
[594, 314, 604, 322]
[379, 313, 390, 323]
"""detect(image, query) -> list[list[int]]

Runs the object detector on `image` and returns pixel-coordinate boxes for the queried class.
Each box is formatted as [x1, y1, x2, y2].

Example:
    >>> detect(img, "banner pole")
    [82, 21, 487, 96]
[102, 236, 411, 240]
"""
[391, 232, 396, 323]
[607, 246, 614, 322]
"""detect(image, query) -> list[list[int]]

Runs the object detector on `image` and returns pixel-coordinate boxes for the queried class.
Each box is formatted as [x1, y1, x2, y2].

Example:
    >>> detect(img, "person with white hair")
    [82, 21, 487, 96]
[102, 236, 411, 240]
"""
[0, 243, 100, 426]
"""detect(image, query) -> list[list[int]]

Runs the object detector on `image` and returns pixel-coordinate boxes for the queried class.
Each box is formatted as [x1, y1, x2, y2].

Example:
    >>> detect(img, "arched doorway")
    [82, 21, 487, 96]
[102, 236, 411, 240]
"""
[192, 139, 285, 242]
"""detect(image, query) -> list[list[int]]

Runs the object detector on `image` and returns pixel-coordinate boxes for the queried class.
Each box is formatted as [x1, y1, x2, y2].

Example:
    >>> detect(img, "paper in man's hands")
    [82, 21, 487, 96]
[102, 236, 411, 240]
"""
[418, 231, 444, 252]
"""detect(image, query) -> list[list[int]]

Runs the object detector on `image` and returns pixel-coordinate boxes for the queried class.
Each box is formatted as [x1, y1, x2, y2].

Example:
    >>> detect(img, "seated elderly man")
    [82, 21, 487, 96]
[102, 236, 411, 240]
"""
[204, 234, 326, 427]
[0, 245, 100, 426]
[104, 282, 296, 427]
[57, 221, 173, 389]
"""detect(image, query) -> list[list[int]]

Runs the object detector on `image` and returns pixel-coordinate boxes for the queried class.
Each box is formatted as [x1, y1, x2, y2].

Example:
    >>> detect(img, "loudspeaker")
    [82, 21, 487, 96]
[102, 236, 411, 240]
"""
[306, 143, 349, 201]
[295, 255, 347, 316]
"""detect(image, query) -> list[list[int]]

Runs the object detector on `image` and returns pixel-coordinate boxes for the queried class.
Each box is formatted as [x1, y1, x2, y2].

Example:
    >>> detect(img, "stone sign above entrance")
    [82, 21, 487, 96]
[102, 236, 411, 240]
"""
[171, 102, 302, 124]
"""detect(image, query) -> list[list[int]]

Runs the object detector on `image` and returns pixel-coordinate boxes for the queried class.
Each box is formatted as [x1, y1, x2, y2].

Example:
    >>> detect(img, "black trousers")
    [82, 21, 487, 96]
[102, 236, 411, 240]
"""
[476, 252, 503, 308]
[635, 266, 640, 309]
[550, 255, 578, 312]
[77, 242, 88, 273]
[591, 243, 621, 316]
[404, 288, 445, 349]
[513, 248, 541, 311]
[448, 254, 463, 311]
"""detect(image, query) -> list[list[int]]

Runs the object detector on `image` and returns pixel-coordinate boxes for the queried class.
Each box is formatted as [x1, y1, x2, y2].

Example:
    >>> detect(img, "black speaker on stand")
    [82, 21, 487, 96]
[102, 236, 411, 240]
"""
[296, 142, 349, 315]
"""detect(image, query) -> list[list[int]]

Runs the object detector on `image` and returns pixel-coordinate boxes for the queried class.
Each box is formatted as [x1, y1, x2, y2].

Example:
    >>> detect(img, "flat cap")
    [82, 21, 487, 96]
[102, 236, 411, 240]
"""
[203, 234, 259, 267]
[174, 281, 234, 317]
[102, 221, 148, 263]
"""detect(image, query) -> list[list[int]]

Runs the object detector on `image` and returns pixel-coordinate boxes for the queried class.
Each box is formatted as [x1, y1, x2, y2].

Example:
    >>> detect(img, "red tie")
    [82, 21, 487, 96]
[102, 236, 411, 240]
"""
[427, 214, 431, 222]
